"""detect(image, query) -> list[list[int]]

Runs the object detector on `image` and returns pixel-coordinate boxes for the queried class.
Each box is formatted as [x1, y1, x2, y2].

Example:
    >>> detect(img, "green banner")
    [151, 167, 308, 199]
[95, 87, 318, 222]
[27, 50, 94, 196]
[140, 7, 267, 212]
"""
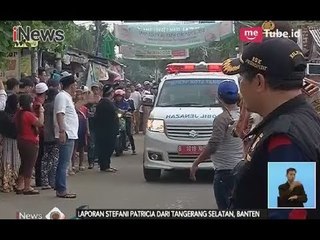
[120, 45, 189, 60]
[102, 32, 116, 59]
[114, 21, 233, 49]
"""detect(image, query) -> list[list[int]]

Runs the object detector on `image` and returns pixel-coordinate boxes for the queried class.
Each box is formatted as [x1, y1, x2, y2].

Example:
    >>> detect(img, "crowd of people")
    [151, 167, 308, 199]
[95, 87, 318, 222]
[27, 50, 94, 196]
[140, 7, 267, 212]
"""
[0, 68, 158, 198]
[3, 21, 318, 219]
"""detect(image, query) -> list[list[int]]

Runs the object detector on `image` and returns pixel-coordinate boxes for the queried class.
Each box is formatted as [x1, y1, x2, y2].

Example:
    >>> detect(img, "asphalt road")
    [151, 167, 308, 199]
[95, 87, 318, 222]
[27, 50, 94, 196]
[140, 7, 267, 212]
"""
[0, 135, 216, 219]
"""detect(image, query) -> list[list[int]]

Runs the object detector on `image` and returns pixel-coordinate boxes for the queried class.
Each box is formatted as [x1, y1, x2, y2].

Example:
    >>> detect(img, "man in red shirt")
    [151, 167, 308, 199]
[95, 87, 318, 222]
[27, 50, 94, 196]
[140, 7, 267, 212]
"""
[33, 82, 48, 187]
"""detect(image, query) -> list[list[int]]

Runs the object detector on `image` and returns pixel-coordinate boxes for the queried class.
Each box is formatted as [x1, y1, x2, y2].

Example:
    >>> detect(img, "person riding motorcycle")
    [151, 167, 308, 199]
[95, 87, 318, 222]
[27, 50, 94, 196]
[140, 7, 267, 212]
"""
[114, 89, 136, 155]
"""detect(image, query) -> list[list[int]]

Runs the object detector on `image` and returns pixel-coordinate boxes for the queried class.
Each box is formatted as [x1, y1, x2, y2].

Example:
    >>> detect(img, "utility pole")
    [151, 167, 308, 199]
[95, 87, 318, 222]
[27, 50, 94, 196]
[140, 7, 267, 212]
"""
[234, 21, 244, 54]
[201, 46, 208, 62]
[155, 60, 158, 83]
[31, 48, 38, 77]
[94, 21, 102, 56]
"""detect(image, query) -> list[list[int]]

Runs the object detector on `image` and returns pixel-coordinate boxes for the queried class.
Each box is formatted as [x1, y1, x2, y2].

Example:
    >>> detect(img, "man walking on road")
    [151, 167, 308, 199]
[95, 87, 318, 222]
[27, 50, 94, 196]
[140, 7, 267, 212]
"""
[130, 84, 142, 134]
[190, 80, 243, 209]
[94, 84, 119, 173]
[86, 83, 102, 169]
[54, 75, 78, 198]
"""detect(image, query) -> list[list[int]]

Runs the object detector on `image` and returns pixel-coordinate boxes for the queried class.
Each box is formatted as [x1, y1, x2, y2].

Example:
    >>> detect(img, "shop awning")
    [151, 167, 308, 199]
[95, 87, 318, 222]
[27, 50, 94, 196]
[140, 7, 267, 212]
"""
[63, 52, 89, 65]
[107, 68, 121, 79]
[309, 28, 320, 49]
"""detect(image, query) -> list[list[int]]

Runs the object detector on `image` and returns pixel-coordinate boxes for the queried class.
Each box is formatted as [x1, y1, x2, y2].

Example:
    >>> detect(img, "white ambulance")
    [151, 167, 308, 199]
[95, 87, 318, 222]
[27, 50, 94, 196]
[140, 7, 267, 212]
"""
[143, 62, 239, 181]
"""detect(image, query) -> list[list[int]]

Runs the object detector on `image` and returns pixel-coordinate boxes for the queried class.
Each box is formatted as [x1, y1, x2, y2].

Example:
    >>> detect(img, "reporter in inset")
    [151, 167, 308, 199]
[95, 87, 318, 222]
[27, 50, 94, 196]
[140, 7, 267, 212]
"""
[278, 168, 307, 207]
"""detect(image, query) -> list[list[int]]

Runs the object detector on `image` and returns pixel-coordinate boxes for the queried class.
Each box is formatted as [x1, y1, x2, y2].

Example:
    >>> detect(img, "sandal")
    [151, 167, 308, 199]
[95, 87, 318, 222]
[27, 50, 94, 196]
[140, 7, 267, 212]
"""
[102, 168, 116, 173]
[79, 166, 85, 171]
[110, 167, 118, 171]
[23, 189, 40, 195]
[56, 192, 77, 198]
[15, 188, 24, 195]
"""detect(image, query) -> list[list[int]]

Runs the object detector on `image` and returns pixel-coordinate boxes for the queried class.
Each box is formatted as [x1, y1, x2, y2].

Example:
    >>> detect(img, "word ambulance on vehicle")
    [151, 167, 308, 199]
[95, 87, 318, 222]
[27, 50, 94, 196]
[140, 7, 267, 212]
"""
[143, 62, 240, 181]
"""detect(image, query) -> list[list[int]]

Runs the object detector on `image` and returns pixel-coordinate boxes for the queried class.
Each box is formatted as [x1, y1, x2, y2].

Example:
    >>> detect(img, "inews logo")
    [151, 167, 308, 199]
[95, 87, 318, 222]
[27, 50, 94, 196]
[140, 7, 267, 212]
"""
[239, 21, 300, 43]
[16, 207, 65, 219]
[12, 26, 65, 43]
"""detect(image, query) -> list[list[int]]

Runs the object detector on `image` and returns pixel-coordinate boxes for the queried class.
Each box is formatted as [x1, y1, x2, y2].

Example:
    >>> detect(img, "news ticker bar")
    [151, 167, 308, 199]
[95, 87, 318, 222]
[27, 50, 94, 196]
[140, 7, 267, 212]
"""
[76, 209, 268, 219]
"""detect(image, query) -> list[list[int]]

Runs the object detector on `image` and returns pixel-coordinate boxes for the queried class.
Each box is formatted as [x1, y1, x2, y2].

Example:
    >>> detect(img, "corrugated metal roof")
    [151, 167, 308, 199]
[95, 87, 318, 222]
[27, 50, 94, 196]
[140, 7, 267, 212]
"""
[309, 27, 320, 48]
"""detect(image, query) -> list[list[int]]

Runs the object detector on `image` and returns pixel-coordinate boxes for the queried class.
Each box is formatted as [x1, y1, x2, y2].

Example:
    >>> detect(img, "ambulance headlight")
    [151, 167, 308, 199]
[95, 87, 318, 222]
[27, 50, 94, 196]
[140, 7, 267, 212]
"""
[147, 119, 164, 133]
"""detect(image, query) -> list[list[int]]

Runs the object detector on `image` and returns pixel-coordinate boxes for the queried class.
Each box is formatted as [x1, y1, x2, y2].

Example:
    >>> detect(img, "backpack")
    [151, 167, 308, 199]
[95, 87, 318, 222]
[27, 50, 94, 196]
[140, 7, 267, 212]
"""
[0, 111, 17, 139]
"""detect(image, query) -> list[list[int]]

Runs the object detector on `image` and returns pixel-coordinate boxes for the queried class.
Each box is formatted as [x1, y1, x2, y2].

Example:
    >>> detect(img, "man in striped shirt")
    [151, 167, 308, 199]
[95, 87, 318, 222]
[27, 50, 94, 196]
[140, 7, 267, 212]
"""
[190, 80, 244, 210]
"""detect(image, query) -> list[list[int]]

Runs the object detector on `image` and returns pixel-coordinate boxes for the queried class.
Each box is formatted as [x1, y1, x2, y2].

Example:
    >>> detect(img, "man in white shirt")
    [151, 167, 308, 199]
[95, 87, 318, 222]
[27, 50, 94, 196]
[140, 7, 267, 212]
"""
[54, 75, 78, 198]
[141, 91, 154, 134]
[130, 84, 142, 134]
[0, 79, 7, 111]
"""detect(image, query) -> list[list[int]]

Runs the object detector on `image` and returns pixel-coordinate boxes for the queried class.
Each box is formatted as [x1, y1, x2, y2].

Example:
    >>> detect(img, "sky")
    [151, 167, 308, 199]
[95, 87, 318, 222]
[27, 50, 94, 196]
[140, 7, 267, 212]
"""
[73, 21, 121, 31]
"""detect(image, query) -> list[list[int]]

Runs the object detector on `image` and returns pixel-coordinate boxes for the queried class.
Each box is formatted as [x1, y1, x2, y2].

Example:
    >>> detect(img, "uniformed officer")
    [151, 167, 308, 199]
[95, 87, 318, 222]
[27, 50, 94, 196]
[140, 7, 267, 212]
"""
[222, 37, 320, 219]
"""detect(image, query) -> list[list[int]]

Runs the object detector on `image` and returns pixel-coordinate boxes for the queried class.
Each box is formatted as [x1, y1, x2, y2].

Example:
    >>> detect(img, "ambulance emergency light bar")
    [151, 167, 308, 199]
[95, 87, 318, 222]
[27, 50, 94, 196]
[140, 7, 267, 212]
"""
[166, 62, 222, 74]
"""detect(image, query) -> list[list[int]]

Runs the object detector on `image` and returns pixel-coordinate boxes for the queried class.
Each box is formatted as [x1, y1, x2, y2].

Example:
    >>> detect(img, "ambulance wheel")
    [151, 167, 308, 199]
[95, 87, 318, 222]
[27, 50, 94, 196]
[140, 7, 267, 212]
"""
[143, 167, 161, 182]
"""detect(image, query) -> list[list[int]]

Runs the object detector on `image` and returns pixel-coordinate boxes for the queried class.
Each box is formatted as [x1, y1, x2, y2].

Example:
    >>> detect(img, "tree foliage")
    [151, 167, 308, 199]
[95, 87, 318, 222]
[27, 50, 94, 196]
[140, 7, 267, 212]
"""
[0, 21, 20, 68]
[72, 25, 95, 54]
[208, 21, 263, 60]
[120, 47, 223, 83]
[121, 59, 155, 82]
[292, 21, 320, 28]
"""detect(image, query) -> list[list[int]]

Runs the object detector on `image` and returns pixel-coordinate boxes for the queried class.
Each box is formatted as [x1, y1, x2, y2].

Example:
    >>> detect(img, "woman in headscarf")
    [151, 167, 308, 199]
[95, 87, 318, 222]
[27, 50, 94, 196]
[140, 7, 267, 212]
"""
[0, 93, 20, 192]
[41, 88, 59, 190]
